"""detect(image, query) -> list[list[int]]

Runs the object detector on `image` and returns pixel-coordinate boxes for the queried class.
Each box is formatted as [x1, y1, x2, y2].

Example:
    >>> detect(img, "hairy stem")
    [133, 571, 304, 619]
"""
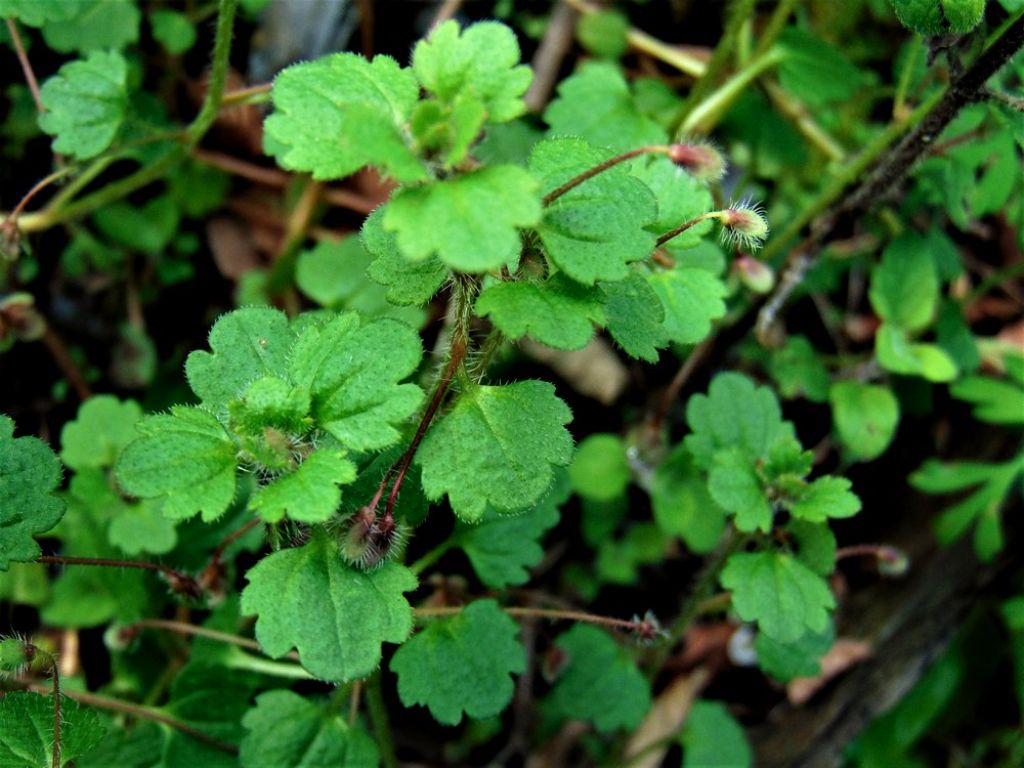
[37, 556, 200, 596]
[655, 212, 719, 247]
[543, 146, 670, 205]
[415, 605, 643, 632]
[186, 0, 240, 144]
[25, 684, 238, 755]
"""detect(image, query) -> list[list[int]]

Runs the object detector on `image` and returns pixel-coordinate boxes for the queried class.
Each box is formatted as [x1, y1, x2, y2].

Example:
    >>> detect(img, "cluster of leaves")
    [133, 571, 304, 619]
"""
[1, 0, 1023, 765]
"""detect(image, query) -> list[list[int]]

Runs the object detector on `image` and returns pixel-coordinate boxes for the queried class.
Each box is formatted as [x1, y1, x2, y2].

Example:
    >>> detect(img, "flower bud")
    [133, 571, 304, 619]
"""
[734, 255, 775, 294]
[876, 546, 910, 578]
[667, 141, 727, 183]
[718, 201, 769, 251]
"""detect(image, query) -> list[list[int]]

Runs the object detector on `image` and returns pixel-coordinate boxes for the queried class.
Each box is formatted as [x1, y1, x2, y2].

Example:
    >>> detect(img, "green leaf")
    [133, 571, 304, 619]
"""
[93, 196, 180, 257]
[754, 622, 834, 682]
[241, 531, 416, 682]
[788, 476, 861, 523]
[40, 0, 140, 53]
[107, 500, 177, 556]
[646, 266, 727, 345]
[475, 274, 602, 350]
[240, 690, 379, 768]
[0, 0, 85, 27]
[383, 166, 541, 271]
[548, 624, 651, 732]
[651, 444, 727, 554]
[569, 433, 631, 501]
[869, 232, 940, 332]
[457, 474, 567, 588]
[788, 519, 837, 576]
[685, 372, 794, 469]
[38, 50, 128, 160]
[769, 336, 830, 403]
[363, 207, 448, 307]
[0, 415, 65, 570]
[777, 28, 863, 107]
[950, 374, 1024, 425]
[601, 271, 668, 362]
[679, 700, 753, 768]
[941, 0, 986, 32]
[289, 313, 424, 451]
[596, 523, 670, 585]
[576, 10, 630, 59]
[392, 599, 526, 725]
[529, 137, 657, 284]
[59, 395, 142, 471]
[186, 307, 294, 411]
[115, 407, 237, 522]
[633, 157, 714, 249]
[544, 62, 666, 151]
[829, 381, 900, 461]
[0, 692, 106, 767]
[418, 380, 573, 521]
[249, 451, 357, 523]
[708, 448, 773, 533]
[264, 53, 426, 183]
[720, 551, 836, 642]
[876, 323, 958, 382]
[889, 0, 945, 34]
[150, 9, 196, 55]
[413, 21, 531, 123]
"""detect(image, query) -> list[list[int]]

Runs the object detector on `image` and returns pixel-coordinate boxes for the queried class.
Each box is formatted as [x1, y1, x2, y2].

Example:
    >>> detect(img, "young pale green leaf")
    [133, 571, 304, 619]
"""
[601, 271, 668, 361]
[720, 551, 836, 642]
[115, 407, 237, 521]
[950, 374, 1024, 425]
[417, 380, 573, 521]
[0, 0, 85, 26]
[544, 62, 666, 151]
[548, 624, 652, 732]
[0, 415, 66, 570]
[708, 448, 773, 533]
[685, 372, 794, 469]
[679, 700, 753, 768]
[788, 476, 861, 523]
[59, 395, 142, 471]
[475, 274, 603, 350]
[770, 336, 831, 403]
[40, 0, 140, 54]
[646, 266, 727, 345]
[383, 166, 541, 271]
[829, 381, 900, 461]
[754, 622, 834, 682]
[186, 307, 294, 411]
[0, 692, 106, 767]
[529, 137, 658, 284]
[413, 21, 531, 123]
[289, 313, 424, 451]
[363, 207, 448, 306]
[249, 451, 357, 524]
[391, 599, 526, 725]
[264, 53, 426, 183]
[240, 690, 379, 768]
[38, 50, 128, 160]
[241, 531, 416, 682]
[651, 444, 726, 554]
[457, 474, 567, 588]
[150, 9, 196, 55]
[869, 232, 940, 332]
[876, 324, 958, 382]
[107, 500, 177, 556]
[569, 433, 631, 501]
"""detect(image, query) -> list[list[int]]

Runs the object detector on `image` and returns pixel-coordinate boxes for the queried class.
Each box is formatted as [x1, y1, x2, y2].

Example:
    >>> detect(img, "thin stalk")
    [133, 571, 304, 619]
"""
[678, 0, 759, 121]
[37, 556, 199, 596]
[655, 212, 720, 247]
[414, 605, 642, 632]
[26, 684, 238, 755]
[226, 652, 312, 680]
[543, 146, 670, 205]
[219, 82, 271, 107]
[349, 680, 363, 726]
[763, 80, 847, 161]
[753, 0, 799, 58]
[365, 672, 398, 768]
[128, 618, 272, 655]
[681, 48, 785, 135]
[40, 325, 92, 402]
[408, 540, 457, 576]
[2, 169, 72, 231]
[186, 0, 240, 144]
[893, 40, 922, 120]
[5, 19, 44, 113]
[48, 656, 61, 768]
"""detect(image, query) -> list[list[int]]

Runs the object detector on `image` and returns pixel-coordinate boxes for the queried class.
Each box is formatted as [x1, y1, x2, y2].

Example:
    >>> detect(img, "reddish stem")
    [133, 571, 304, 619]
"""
[5, 19, 44, 114]
[37, 555, 200, 598]
[542, 145, 670, 205]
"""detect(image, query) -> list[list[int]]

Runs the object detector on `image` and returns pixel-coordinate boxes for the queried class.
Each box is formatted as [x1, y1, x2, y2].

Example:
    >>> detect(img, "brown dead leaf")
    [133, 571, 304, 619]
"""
[206, 217, 263, 280]
[521, 337, 629, 404]
[787, 638, 872, 705]
[623, 668, 711, 768]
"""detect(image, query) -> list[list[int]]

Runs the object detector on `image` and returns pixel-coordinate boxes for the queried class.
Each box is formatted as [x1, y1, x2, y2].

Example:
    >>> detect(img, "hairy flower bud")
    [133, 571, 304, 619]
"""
[734, 254, 775, 294]
[718, 201, 769, 251]
[667, 141, 727, 182]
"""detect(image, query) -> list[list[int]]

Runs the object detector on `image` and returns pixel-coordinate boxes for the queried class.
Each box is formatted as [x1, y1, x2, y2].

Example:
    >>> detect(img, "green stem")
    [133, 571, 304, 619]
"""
[408, 539, 457, 576]
[678, 0, 759, 122]
[186, 0, 239, 144]
[753, 0, 799, 58]
[892, 39, 922, 120]
[226, 652, 313, 680]
[365, 672, 398, 768]
[681, 48, 785, 135]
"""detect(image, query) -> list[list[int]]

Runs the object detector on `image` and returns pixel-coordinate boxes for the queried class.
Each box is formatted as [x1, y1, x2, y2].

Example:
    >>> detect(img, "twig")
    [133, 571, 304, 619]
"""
[432, 0, 464, 28]
[524, 1, 578, 113]
[5, 19, 44, 113]
[26, 684, 238, 755]
[37, 556, 200, 597]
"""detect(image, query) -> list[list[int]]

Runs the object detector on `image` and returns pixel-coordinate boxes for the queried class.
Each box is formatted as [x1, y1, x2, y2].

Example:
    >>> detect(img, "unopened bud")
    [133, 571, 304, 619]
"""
[735, 255, 775, 294]
[0, 637, 33, 672]
[876, 546, 910, 577]
[667, 141, 727, 183]
[718, 201, 769, 251]
[340, 508, 406, 570]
